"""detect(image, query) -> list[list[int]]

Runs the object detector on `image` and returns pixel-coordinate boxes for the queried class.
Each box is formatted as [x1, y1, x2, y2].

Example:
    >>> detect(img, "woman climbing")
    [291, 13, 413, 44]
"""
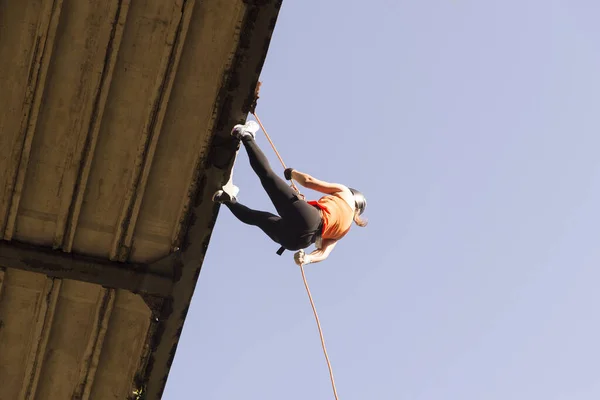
[212, 120, 367, 266]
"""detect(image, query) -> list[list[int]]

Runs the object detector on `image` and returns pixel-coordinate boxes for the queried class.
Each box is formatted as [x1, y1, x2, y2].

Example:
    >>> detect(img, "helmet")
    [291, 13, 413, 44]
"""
[348, 188, 367, 215]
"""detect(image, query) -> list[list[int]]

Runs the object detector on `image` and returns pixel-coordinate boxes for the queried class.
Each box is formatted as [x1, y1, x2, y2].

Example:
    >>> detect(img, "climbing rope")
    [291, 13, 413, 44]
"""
[298, 251, 340, 400]
[251, 112, 301, 195]
[251, 109, 339, 400]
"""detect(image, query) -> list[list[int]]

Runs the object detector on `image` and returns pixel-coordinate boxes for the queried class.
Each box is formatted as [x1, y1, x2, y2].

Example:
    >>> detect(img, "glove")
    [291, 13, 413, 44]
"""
[284, 167, 294, 181]
[294, 249, 308, 266]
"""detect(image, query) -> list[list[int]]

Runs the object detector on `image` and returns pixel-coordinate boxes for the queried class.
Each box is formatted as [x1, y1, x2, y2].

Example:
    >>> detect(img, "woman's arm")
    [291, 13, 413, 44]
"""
[290, 170, 347, 195]
[298, 239, 338, 265]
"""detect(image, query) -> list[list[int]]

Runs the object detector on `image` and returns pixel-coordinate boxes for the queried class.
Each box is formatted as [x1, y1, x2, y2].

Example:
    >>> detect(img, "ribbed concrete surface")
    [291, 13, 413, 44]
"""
[0, 0, 281, 398]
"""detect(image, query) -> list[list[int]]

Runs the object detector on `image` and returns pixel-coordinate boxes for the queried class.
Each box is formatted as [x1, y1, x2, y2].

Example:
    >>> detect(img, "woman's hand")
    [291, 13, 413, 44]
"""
[289, 170, 347, 195]
[284, 168, 294, 180]
[294, 250, 309, 266]
[301, 240, 338, 265]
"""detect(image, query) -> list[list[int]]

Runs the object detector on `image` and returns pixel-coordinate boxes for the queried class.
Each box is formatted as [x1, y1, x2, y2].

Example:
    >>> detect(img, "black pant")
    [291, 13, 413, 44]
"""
[225, 138, 322, 250]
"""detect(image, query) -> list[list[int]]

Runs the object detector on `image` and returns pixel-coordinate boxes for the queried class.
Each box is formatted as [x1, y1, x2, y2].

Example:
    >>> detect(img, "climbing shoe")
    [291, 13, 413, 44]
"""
[212, 185, 239, 203]
[231, 120, 259, 140]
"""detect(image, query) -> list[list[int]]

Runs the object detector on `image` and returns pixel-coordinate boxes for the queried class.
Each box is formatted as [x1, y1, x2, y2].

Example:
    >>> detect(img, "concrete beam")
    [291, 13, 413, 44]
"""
[19, 277, 61, 400]
[59, 0, 131, 252]
[0, 240, 174, 297]
[73, 288, 116, 400]
[111, 0, 195, 262]
[3, 0, 64, 239]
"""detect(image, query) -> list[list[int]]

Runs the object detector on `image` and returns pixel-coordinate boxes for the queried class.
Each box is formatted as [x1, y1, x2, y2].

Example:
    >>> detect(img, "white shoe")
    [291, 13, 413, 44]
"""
[212, 185, 239, 203]
[231, 120, 260, 140]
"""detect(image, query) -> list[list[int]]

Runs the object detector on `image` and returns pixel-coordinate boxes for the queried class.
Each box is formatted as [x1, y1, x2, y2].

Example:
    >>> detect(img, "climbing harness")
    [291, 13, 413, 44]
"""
[250, 87, 340, 399]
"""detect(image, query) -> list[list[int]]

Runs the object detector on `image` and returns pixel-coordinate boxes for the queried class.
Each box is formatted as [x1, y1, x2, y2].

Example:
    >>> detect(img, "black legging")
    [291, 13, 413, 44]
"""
[224, 137, 322, 251]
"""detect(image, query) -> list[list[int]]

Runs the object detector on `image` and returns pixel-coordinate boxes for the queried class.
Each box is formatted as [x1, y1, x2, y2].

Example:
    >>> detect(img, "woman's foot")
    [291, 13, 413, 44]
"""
[231, 120, 259, 140]
[212, 185, 240, 203]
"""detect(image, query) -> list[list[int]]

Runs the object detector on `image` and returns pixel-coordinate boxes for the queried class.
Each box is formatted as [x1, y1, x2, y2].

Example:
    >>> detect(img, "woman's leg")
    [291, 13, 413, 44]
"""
[290, 199, 323, 232]
[241, 137, 298, 217]
[241, 136, 322, 232]
[224, 201, 285, 245]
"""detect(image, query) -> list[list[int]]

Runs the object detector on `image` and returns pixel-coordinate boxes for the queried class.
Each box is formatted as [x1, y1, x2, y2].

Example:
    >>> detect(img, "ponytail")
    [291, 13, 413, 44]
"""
[353, 209, 368, 227]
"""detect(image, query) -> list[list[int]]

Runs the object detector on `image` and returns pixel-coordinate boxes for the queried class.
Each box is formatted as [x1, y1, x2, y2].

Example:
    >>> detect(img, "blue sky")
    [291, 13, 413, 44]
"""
[164, 1, 600, 399]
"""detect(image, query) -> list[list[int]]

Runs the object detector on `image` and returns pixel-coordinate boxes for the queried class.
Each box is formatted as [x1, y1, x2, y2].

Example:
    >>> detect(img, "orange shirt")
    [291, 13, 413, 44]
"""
[308, 194, 354, 240]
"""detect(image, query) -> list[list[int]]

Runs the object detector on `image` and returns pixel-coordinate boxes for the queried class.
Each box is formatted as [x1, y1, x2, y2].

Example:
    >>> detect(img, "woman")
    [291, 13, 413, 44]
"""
[213, 120, 368, 266]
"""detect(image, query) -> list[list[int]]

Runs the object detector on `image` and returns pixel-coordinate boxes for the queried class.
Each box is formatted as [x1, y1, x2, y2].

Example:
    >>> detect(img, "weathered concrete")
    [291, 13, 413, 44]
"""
[0, 0, 282, 398]
[0, 240, 174, 296]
